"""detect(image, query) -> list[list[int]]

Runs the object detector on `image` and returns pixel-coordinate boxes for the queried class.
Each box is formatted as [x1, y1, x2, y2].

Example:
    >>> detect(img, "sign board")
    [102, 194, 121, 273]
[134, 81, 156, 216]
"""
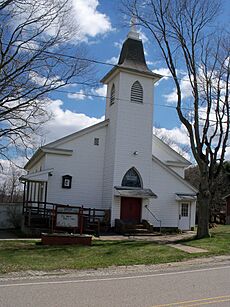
[56, 206, 79, 228]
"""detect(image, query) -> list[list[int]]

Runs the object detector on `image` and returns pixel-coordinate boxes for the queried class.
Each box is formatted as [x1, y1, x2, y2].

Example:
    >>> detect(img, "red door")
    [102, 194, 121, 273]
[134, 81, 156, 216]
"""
[120, 197, 142, 223]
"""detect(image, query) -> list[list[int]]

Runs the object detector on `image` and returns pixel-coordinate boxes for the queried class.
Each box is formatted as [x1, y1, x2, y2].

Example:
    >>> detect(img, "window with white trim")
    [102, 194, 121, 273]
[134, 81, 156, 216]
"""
[122, 167, 142, 188]
[181, 203, 189, 217]
[94, 137, 99, 146]
[131, 81, 143, 103]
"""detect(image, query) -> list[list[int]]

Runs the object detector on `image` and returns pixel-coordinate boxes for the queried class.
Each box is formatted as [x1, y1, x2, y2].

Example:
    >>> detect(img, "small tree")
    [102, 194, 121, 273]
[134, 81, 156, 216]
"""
[123, 0, 230, 238]
[185, 163, 230, 220]
[0, 163, 23, 202]
[0, 0, 92, 161]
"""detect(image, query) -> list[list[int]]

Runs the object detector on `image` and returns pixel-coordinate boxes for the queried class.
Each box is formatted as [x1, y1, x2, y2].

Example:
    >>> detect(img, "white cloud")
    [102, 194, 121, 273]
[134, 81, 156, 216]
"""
[153, 125, 191, 160]
[225, 147, 230, 160]
[42, 99, 104, 143]
[106, 56, 119, 65]
[164, 75, 192, 103]
[93, 85, 107, 97]
[114, 41, 122, 50]
[153, 68, 171, 80]
[72, 0, 113, 40]
[139, 30, 149, 43]
[153, 125, 190, 146]
[146, 60, 154, 66]
[30, 72, 64, 87]
[67, 89, 92, 100]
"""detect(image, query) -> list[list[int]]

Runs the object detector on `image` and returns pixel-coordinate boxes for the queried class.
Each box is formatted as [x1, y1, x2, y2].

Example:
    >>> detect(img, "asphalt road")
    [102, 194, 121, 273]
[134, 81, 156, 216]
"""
[0, 262, 230, 307]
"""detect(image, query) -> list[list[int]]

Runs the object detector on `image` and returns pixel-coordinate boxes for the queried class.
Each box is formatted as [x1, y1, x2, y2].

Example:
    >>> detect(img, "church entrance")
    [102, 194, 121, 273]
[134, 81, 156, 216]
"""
[120, 197, 142, 223]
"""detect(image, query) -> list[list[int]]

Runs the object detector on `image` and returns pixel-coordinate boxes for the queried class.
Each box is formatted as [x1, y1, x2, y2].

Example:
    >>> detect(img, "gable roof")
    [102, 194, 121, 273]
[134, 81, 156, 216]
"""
[152, 155, 197, 193]
[24, 148, 73, 170]
[25, 119, 109, 170]
[152, 134, 191, 166]
[43, 119, 109, 149]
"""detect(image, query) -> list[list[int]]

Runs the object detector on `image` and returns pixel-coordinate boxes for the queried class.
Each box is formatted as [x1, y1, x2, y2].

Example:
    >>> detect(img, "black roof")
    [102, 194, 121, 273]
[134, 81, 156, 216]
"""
[101, 35, 160, 83]
[117, 37, 151, 73]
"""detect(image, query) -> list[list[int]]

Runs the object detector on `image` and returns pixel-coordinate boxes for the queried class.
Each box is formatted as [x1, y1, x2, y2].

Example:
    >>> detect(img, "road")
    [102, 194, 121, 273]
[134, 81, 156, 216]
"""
[0, 261, 230, 307]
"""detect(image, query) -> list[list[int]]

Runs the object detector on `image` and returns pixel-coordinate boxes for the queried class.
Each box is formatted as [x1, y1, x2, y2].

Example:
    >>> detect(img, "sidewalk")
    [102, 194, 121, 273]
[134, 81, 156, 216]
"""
[0, 229, 197, 245]
[96, 230, 196, 244]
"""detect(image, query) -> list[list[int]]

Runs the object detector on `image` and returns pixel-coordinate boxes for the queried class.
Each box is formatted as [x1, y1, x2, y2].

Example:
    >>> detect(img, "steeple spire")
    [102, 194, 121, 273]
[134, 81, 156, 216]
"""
[127, 15, 140, 40]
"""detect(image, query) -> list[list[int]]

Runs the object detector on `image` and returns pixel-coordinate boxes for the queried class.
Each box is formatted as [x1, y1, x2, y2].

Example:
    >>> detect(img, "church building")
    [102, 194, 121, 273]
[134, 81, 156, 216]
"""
[22, 24, 197, 231]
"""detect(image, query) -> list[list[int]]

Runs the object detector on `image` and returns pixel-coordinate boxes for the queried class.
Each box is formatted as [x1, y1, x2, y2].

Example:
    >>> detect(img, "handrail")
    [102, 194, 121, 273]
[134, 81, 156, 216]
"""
[144, 205, 162, 233]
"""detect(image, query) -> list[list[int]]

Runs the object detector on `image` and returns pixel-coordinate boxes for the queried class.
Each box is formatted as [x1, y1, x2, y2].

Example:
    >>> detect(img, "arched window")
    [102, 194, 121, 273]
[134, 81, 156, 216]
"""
[122, 168, 142, 188]
[131, 81, 143, 103]
[110, 84, 115, 105]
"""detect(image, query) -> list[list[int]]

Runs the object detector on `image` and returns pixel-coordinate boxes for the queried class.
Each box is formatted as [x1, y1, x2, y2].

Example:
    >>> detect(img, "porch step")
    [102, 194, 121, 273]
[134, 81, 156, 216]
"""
[124, 224, 155, 235]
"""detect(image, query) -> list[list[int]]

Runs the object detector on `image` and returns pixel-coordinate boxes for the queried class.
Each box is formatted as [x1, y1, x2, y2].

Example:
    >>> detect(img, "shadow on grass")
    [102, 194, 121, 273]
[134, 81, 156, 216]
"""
[93, 240, 156, 248]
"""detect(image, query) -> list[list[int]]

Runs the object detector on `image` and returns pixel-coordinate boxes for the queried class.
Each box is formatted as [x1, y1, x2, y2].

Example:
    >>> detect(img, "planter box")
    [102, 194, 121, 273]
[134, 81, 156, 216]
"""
[41, 233, 92, 246]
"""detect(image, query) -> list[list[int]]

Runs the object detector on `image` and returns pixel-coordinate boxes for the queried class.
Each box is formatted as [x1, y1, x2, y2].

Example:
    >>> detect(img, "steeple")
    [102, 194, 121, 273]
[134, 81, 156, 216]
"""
[127, 16, 140, 40]
[101, 17, 161, 83]
[117, 17, 152, 73]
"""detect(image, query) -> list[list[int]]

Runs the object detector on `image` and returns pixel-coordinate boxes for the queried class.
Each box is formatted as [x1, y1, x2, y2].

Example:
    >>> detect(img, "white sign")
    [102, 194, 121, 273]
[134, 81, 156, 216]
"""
[56, 213, 78, 228]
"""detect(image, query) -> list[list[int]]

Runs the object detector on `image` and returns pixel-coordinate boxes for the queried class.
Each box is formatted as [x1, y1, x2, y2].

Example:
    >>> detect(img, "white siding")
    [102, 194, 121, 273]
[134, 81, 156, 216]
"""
[147, 159, 196, 228]
[28, 156, 46, 174]
[44, 126, 107, 209]
[168, 166, 185, 178]
[103, 71, 155, 225]
[152, 136, 189, 178]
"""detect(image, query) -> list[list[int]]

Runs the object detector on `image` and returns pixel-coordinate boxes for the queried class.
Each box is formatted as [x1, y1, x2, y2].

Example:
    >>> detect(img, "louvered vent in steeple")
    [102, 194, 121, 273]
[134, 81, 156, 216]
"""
[131, 81, 143, 103]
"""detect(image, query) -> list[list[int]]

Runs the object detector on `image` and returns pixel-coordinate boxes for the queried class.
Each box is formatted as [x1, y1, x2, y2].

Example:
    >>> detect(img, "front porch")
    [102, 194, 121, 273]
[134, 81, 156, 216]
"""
[22, 200, 111, 236]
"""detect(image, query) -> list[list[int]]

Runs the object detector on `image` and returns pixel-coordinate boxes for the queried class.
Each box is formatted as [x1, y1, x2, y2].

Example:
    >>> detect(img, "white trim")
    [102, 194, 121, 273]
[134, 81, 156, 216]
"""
[21, 168, 54, 182]
[24, 148, 73, 170]
[25, 120, 109, 170]
[43, 119, 109, 148]
[152, 134, 191, 165]
[101, 66, 162, 84]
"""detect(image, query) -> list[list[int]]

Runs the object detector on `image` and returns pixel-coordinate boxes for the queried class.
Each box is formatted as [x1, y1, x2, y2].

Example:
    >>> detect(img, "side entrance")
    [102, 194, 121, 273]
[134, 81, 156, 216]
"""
[120, 197, 142, 223]
[179, 202, 191, 230]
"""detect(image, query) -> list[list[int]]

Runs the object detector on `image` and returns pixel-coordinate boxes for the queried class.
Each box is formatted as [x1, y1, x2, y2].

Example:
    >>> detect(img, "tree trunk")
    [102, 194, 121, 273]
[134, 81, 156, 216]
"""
[197, 178, 211, 238]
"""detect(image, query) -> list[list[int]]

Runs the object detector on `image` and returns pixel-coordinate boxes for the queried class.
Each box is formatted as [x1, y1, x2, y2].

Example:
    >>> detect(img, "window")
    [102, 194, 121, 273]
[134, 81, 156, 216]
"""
[131, 81, 143, 103]
[62, 175, 72, 189]
[181, 203, 189, 217]
[94, 137, 99, 146]
[110, 84, 115, 105]
[122, 168, 142, 188]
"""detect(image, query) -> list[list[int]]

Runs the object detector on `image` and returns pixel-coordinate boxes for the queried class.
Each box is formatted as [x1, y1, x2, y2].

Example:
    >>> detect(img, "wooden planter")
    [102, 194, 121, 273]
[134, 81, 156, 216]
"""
[41, 233, 92, 246]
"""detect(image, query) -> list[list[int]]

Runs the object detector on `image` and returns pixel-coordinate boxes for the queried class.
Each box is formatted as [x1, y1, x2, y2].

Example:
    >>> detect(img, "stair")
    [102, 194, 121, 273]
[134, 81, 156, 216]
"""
[124, 223, 156, 236]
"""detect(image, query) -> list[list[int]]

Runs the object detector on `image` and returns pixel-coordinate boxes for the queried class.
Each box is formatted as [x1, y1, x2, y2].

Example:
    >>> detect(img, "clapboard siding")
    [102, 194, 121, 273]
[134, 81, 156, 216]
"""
[44, 126, 107, 209]
[148, 159, 196, 228]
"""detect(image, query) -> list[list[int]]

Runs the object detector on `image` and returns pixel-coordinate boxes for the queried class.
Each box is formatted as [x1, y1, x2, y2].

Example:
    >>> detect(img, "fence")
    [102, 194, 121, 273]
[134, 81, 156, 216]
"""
[0, 203, 23, 229]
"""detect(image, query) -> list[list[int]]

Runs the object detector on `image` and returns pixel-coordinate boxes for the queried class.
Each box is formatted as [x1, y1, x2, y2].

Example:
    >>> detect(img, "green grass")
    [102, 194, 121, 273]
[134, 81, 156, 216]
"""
[184, 225, 230, 255]
[0, 225, 229, 274]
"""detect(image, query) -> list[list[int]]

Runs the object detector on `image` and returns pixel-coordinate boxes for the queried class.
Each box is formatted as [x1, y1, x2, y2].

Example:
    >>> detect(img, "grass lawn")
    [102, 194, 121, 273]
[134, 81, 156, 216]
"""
[0, 225, 229, 274]
[184, 225, 230, 254]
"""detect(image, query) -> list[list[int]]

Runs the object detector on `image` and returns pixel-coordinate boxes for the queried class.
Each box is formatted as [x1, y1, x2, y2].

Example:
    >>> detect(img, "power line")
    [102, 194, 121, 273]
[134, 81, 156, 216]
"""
[3, 41, 209, 84]
[54, 87, 229, 123]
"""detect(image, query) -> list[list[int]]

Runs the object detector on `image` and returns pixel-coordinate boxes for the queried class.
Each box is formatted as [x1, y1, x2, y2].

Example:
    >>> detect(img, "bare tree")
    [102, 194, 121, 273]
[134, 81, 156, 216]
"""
[0, 0, 92, 161]
[0, 163, 23, 202]
[123, 0, 230, 238]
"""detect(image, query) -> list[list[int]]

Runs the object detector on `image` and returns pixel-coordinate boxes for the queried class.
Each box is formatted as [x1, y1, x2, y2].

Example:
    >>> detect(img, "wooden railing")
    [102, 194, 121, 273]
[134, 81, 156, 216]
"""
[23, 201, 110, 234]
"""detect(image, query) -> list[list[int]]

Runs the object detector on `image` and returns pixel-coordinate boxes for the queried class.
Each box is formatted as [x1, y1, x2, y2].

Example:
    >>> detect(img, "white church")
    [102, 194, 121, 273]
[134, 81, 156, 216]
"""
[22, 25, 197, 231]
